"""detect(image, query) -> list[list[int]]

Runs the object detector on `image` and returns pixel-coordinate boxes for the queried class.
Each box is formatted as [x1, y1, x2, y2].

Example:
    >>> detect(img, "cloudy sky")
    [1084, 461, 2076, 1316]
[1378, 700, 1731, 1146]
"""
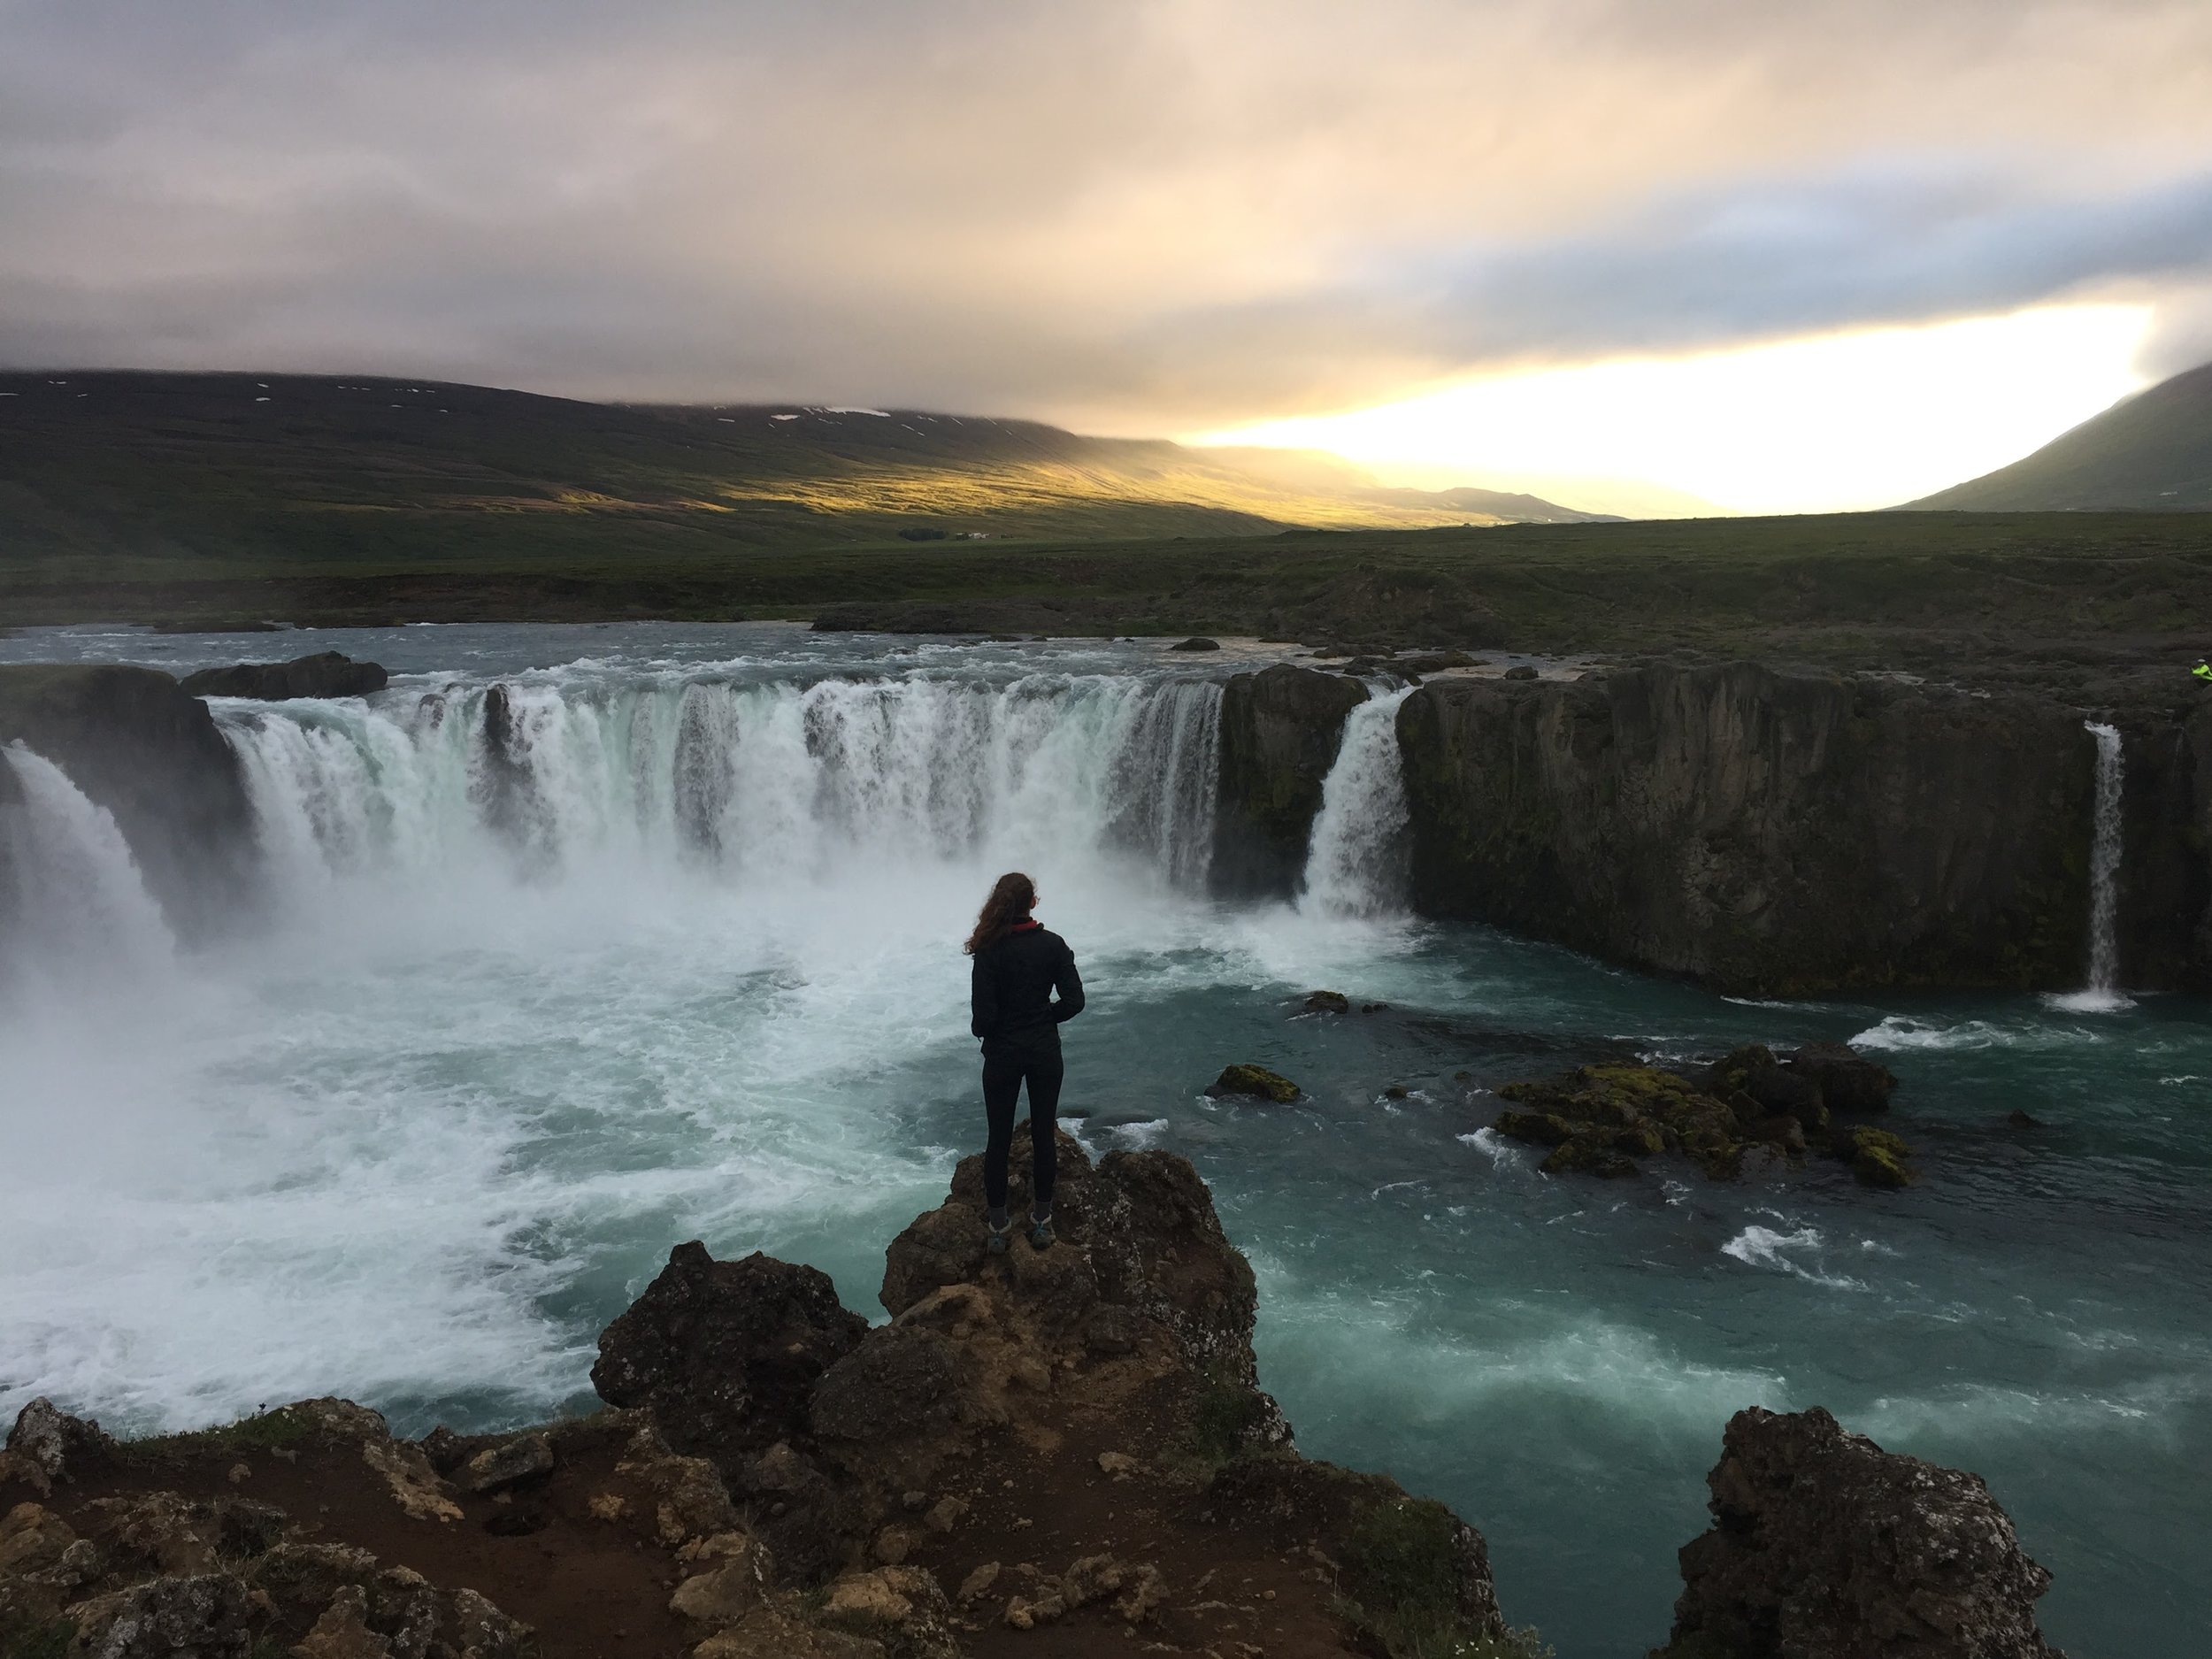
[6, 0, 2211, 511]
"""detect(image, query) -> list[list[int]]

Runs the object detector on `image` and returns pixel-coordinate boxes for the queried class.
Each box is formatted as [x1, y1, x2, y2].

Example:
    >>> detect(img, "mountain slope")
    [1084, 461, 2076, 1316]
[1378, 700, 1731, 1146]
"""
[1908, 360, 2212, 511]
[0, 372, 1607, 570]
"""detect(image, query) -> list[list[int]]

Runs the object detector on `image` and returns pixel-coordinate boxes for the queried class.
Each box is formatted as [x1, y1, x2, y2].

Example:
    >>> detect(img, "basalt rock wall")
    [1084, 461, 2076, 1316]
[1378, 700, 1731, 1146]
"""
[1397, 664, 2108, 995]
[0, 664, 256, 937]
[1210, 663, 1367, 897]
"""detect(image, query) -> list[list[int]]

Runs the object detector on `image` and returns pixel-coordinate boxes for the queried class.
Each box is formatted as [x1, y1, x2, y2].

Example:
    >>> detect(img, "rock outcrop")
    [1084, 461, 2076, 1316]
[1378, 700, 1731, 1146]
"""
[0, 1399, 534, 1659]
[180, 651, 388, 700]
[592, 1242, 868, 1475]
[1210, 664, 1367, 896]
[1493, 1045, 1914, 1187]
[1399, 663, 2101, 994]
[1655, 1405, 2066, 1659]
[0, 664, 256, 938]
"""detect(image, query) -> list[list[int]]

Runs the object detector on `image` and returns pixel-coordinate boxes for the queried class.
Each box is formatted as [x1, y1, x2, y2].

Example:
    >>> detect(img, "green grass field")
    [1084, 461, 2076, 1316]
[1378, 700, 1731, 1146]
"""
[5, 371, 2209, 710]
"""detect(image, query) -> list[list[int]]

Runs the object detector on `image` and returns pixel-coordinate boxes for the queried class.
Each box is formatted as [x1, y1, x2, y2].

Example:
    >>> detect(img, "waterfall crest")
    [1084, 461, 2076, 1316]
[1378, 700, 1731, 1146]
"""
[218, 672, 1225, 895]
[2050, 719, 2130, 1013]
[1300, 685, 1416, 917]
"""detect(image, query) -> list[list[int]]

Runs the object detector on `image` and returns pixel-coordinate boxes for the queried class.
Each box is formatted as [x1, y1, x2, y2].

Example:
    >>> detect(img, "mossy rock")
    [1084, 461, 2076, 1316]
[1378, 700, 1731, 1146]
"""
[1496, 1064, 1748, 1181]
[1540, 1137, 1640, 1179]
[1493, 1110, 1575, 1147]
[1206, 1063, 1301, 1103]
[1834, 1125, 1917, 1188]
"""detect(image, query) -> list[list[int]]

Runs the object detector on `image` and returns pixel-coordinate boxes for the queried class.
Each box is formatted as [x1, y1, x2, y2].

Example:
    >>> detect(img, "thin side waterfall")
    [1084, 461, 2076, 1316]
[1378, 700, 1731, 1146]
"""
[214, 672, 1225, 895]
[2051, 719, 2130, 1013]
[0, 742, 176, 991]
[1300, 685, 1416, 917]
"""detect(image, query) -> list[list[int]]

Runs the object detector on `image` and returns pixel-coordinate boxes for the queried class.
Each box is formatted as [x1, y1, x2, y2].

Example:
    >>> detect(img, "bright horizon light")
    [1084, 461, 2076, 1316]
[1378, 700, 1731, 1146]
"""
[1187, 303, 2155, 517]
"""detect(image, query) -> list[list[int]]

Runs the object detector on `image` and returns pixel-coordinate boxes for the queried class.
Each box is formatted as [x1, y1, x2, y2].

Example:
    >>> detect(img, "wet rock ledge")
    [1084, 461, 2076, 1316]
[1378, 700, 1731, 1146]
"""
[1, 1141, 2067, 1659]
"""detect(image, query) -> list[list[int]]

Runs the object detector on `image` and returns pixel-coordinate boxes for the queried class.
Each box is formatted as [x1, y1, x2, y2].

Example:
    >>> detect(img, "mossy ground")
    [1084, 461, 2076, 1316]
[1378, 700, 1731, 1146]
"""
[119, 1403, 315, 1463]
[1338, 1498, 1553, 1659]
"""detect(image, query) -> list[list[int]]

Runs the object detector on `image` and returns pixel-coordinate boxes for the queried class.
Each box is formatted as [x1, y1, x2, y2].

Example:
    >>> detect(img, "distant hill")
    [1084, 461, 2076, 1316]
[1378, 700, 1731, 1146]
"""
[1907, 360, 2212, 511]
[0, 372, 1608, 570]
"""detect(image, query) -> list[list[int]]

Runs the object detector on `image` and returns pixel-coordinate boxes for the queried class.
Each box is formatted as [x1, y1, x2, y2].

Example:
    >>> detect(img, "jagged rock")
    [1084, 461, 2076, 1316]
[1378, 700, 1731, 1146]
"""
[1211, 664, 1370, 896]
[1114, 1564, 1167, 1624]
[1302, 989, 1351, 1014]
[612, 1426, 743, 1548]
[692, 1604, 887, 1658]
[818, 1565, 957, 1658]
[727, 1440, 855, 1586]
[247, 1542, 532, 1659]
[670, 1540, 768, 1628]
[1657, 1405, 2065, 1659]
[78, 1492, 285, 1579]
[883, 1135, 1277, 1414]
[179, 653, 388, 701]
[457, 1433, 553, 1494]
[65, 1571, 258, 1658]
[810, 1326, 1001, 1490]
[2, 1398, 114, 1495]
[956, 1562, 999, 1603]
[1205, 1064, 1301, 1102]
[1502, 664, 1540, 680]
[593, 1242, 868, 1475]
[1789, 1042, 1899, 1114]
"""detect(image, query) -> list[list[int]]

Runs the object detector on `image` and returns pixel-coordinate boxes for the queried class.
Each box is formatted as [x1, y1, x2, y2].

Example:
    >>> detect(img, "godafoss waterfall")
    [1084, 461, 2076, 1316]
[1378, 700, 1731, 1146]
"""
[3, 624, 2209, 1658]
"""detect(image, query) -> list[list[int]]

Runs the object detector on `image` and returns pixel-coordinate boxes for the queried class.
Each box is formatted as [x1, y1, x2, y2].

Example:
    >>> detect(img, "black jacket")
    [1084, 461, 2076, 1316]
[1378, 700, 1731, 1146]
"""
[971, 923, 1084, 1052]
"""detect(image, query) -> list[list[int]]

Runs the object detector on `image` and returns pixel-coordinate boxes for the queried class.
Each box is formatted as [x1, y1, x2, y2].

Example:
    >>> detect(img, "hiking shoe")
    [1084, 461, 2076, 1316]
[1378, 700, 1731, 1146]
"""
[1028, 1216, 1056, 1251]
[986, 1218, 1013, 1256]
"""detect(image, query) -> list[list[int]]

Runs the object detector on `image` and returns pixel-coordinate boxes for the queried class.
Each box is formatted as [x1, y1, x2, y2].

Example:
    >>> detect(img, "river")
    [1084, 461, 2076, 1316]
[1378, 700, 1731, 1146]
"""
[2, 622, 2206, 1658]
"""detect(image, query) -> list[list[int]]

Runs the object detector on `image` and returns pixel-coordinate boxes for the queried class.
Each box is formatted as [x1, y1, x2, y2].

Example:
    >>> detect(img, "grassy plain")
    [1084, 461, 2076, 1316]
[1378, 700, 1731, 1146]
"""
[4, 372, 2209, 707]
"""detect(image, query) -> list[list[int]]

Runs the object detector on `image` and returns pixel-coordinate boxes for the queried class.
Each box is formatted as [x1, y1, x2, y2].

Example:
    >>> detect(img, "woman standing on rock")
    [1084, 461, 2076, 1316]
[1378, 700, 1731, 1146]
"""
[965, 872, 1084, 1255]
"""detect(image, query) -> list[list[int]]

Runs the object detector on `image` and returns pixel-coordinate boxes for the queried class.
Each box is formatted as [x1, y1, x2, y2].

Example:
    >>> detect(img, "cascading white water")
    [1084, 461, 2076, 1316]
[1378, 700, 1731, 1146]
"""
[1299, 685, 1416, 917]
[2047, 719, 2130, 1013]
[0, 743, 176, 995]
[217, 672, 1225, 895]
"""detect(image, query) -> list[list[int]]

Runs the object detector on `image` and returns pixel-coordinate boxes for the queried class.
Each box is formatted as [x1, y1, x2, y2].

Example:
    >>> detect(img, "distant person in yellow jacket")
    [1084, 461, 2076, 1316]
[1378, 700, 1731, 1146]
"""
[2195, 660, 2212, 684]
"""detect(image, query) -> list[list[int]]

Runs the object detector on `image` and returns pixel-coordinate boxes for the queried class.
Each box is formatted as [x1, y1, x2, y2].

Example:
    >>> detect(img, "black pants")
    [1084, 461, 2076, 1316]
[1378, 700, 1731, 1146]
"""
[981, 1044, 1064, 1216]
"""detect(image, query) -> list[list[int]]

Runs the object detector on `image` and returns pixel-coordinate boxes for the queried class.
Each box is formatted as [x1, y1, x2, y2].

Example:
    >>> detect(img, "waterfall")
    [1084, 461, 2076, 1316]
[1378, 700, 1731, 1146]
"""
[2047, 720, 2130, 1013]
[1300, 685, 1416, 917]
[214, 672, 1225, 895]
[0, 742, 176, 995]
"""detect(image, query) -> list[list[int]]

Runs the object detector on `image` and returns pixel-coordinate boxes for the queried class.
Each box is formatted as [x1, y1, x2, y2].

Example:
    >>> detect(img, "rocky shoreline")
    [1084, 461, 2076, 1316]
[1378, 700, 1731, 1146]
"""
[2, 1141, 2067, 1659]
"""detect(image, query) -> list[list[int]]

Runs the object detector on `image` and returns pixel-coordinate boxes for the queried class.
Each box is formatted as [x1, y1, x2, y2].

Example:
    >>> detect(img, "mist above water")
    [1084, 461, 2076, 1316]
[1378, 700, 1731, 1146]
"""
[1, 625, 2206, 1659]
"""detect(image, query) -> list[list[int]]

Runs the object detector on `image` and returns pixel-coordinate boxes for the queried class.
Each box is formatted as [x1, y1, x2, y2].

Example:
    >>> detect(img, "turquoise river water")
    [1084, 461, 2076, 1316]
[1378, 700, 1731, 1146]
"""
[1, 624, 2205, 1657]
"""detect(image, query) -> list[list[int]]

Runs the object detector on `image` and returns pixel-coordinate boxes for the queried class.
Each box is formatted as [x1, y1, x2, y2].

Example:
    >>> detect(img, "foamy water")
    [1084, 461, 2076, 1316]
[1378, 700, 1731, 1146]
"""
[2, 623, 2207, 1659]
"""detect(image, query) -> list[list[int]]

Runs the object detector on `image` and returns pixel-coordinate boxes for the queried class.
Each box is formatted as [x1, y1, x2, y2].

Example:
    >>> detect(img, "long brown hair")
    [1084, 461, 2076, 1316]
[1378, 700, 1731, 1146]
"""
[964, 872, 1036, 956]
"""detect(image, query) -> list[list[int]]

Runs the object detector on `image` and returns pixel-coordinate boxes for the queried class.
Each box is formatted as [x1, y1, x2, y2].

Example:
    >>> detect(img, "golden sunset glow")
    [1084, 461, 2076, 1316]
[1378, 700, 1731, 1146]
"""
[1190, 304, 2156, 515]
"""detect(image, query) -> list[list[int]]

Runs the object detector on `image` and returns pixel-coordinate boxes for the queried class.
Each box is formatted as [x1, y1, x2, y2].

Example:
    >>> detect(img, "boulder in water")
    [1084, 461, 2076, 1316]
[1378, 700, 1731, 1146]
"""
[180, 652, 388, 700]
[1206, 1063, 1302, 1102]
[1170, 636, 1221, 652]
[1301, 989, 1351, 1014]
[1788, 1041, 1899, 1114]
[1832, 1123, 1917, 1188]
[591, 1242, 868, 1475]
[1655, 1404, 2065, 1659]
[1494, 1064, 1744, 1180]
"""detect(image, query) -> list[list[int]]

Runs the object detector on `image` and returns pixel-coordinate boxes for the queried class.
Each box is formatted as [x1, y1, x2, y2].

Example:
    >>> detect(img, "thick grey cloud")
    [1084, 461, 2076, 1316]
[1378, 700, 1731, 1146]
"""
[4, 0, 2210, 429]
